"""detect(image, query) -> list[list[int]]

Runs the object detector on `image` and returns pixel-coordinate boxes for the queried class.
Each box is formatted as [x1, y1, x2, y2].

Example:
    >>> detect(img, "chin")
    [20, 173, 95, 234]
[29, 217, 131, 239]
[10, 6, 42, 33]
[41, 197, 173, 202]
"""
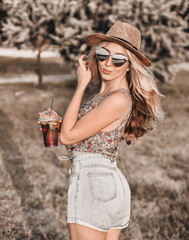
[100, 73, 114, 81]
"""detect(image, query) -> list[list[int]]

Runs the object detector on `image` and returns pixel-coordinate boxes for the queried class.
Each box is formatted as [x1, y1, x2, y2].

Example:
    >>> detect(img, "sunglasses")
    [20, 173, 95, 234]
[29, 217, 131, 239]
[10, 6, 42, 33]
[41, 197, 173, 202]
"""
[95, 48, 128, 67]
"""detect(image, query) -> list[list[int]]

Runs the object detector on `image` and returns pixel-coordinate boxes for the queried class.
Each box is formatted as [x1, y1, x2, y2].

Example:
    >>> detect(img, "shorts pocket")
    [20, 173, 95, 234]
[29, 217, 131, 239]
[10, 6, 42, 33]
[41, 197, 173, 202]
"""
[88, 172, 117, 202]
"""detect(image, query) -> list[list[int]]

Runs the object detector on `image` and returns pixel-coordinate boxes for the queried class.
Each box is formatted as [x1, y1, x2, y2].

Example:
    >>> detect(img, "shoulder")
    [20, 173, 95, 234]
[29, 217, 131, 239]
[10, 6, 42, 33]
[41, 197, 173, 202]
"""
[102, 91, 130, 107]
[97, 90, 131, 113]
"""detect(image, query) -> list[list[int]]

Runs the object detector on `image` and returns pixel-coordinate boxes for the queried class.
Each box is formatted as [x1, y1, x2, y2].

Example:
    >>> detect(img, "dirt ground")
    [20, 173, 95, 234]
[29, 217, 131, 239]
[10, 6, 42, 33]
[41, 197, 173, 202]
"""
[0, 62, 188, 239]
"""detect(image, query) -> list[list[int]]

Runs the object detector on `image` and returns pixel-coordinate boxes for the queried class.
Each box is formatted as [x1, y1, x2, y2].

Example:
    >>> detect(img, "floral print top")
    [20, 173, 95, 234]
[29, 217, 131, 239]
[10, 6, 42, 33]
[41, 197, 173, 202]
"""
[66, 88, 132, 162]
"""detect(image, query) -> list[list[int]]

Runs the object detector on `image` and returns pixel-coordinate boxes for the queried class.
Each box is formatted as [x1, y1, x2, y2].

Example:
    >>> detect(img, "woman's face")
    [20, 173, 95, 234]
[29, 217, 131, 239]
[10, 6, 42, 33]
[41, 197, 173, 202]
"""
[97, 42, 130, 81]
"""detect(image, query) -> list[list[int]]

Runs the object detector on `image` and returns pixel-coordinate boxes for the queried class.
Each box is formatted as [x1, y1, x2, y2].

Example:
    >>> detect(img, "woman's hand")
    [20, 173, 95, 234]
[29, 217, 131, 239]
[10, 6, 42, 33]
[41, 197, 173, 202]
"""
[38, 111, 43, 127]
[77, 55, 92, 90]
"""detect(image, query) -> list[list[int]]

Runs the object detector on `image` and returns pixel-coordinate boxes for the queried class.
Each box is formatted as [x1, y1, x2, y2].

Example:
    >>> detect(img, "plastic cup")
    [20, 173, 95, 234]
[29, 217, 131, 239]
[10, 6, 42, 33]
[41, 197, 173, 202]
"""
[39, 110, 61, 147]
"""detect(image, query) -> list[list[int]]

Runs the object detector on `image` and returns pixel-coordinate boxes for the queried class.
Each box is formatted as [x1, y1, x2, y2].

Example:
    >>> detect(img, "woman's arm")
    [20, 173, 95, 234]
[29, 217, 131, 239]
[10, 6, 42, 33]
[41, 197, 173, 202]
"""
[59, 55, 92, 143]
[59, 56, 131, 145]
[60, 93, 131, 145]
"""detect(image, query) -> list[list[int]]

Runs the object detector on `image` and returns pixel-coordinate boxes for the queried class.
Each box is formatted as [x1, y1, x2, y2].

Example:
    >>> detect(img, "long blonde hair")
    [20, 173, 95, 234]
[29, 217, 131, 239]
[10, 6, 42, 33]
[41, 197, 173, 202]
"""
[87, 42, 165, 144]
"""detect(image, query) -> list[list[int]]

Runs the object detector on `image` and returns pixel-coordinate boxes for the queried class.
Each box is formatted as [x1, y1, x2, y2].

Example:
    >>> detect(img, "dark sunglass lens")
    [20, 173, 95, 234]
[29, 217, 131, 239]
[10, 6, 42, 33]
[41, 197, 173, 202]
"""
[96, 49, 128, 67]
[97, 54, 109, 61]
[112, 58, 126, 67]
[112, 54, 128, 67]
[96, 48, 109, 61]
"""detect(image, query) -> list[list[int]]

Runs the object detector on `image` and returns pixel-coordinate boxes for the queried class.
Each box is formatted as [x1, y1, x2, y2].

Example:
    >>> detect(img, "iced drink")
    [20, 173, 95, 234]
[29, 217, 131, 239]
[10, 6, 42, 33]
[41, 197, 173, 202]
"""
[39, 110, 61, 147]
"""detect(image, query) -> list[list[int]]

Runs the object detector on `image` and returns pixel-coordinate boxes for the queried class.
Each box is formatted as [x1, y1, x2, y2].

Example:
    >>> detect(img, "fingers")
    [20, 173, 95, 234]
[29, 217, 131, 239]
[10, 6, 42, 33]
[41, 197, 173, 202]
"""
[79, 54, 86, 61]
[38, 121, 46, 125]
[83, 54, 88, 61]
[78, 55, 87, 68]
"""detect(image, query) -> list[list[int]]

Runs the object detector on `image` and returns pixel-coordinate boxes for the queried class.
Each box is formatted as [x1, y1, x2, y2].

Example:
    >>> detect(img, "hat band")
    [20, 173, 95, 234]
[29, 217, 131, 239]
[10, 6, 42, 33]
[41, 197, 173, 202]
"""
[110, 36, 139, 51]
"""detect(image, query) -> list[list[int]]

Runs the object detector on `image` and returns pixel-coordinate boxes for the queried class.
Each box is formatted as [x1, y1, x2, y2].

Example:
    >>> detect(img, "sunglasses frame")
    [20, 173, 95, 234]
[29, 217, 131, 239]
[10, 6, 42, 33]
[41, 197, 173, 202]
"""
[95, 47, 128, 67]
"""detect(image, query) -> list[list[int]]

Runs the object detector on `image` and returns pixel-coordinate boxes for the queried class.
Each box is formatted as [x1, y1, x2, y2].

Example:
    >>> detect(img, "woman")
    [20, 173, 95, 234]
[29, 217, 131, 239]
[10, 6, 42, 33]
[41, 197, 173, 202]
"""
[54, 22, 164, 239]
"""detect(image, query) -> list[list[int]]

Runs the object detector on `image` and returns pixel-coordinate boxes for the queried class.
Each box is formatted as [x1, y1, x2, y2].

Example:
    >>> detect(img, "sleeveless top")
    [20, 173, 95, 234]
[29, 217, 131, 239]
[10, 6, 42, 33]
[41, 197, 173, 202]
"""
[66, 88, 132, 162]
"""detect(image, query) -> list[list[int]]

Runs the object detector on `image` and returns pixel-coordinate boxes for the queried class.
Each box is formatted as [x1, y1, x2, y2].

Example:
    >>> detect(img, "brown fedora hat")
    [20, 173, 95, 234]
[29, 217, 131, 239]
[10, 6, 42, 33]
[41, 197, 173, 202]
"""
[86, 21, 151, 67]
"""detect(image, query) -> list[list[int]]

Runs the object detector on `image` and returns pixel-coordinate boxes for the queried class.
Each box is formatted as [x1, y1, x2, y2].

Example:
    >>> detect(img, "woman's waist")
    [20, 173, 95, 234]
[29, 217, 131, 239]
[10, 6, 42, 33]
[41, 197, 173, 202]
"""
[71, 151, 116, 164]
[68, 151, 118, 175]
[66, 142, 119, 161]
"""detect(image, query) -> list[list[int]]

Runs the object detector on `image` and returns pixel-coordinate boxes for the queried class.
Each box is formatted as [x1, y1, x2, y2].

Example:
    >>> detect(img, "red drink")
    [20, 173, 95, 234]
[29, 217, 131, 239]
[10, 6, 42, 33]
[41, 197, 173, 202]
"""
[39, 110, 61, 148]
[41, 123, 59, 147]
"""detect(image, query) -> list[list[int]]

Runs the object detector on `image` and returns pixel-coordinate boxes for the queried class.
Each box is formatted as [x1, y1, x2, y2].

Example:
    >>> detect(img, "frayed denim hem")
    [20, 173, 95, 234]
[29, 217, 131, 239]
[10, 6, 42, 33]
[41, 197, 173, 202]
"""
[67, 217, 129, 232]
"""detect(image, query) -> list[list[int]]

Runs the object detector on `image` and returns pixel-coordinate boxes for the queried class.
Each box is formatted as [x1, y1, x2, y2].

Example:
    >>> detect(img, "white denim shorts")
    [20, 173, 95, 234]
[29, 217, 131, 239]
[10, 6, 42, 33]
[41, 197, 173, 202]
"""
[66, 151, 131, 232]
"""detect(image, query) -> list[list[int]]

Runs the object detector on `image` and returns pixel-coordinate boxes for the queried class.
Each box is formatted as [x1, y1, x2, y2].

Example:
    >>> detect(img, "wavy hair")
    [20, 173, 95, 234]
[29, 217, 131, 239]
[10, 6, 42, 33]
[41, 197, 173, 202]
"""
[87, 42, 165, 145]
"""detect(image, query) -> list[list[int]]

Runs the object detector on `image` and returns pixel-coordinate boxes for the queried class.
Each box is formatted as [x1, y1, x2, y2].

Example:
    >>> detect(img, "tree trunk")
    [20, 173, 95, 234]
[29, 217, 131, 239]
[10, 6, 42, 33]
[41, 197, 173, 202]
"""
[37, 48, 42, 86]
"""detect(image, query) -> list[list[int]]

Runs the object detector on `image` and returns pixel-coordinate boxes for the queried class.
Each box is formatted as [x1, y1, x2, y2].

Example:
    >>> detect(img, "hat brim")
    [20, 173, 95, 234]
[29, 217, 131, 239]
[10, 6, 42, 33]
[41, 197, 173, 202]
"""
[86, 33, 151, 67]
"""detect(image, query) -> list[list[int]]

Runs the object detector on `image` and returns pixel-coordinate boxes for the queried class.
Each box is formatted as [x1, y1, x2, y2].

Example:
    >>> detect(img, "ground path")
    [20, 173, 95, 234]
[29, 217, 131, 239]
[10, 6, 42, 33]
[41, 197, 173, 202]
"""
[0, 74, 77, 84]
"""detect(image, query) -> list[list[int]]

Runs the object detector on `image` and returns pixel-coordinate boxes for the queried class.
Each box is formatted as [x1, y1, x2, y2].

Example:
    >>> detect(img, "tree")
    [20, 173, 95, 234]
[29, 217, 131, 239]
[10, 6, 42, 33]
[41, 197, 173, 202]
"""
[0, 0, 7, 41]
[50, 0, 93, 66]
[2, 0, 66, 85]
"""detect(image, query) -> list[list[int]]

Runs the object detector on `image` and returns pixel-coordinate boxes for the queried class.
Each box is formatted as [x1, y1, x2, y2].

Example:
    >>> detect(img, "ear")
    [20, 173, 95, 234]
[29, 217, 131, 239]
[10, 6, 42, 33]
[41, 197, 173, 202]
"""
[127, 61, 131, 72]
[126, 67, 130, 73]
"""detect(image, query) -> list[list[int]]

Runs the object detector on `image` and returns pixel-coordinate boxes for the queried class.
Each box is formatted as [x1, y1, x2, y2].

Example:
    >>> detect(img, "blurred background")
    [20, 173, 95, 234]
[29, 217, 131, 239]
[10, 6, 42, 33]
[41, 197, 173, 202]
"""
[0, 0, 188, 239]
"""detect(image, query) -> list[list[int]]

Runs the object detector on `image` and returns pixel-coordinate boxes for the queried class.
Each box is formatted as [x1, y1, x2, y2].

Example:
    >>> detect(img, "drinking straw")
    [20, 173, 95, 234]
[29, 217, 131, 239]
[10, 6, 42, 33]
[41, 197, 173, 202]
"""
[50, 99, 54, 110]
[50, 99, 54, 118]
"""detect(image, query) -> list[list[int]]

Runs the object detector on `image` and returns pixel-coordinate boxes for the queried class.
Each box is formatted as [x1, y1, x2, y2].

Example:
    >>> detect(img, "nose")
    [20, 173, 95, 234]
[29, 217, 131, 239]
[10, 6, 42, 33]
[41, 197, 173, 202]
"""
[105, 56, 113, 67]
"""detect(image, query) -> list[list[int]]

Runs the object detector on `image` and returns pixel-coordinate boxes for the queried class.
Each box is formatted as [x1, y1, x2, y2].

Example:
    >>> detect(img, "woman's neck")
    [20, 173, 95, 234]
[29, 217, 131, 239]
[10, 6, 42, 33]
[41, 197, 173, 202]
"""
[99, 78, 129, 95]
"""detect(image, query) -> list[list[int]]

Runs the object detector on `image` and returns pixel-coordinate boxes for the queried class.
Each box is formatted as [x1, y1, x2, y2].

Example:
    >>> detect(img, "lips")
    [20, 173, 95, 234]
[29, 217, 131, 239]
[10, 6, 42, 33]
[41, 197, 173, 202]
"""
[103, 68, 112, 74]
